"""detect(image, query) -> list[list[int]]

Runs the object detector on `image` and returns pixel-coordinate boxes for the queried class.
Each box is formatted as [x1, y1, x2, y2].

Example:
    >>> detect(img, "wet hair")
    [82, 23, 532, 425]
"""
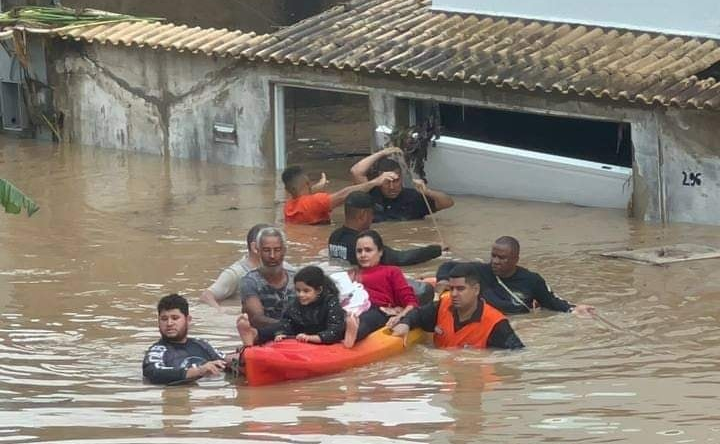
[256, 226, 286, 248]
[281, 166, 305, 193]
[356, 229, 384, 252]
[294, 265, 339, 297]
[372, 157, 401, 178]
[157, 293, 189, 316]
[344, 191, 374, 219]
[246, 223, 270, 249]
[448, 263, 482, 287]
[494, 236, 520, 257]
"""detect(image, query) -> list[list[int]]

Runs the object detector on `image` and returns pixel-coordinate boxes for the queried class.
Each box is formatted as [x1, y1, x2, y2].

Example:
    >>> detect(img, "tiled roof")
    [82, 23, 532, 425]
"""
[51, 0, 720, 110]
[55, 21, 273, 57]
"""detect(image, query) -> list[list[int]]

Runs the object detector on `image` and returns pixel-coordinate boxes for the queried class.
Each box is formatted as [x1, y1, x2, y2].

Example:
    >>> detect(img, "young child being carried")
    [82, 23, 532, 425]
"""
[237, 266, 346, 345]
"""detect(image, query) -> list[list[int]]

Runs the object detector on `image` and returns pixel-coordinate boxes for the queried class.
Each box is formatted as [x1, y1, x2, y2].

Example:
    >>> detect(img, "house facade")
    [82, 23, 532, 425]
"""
[22, 0, 720, 224]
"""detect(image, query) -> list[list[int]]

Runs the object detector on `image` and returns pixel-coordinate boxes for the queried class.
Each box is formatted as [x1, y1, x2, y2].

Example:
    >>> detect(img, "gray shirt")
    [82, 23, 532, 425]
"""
[240, 268, 297, 320]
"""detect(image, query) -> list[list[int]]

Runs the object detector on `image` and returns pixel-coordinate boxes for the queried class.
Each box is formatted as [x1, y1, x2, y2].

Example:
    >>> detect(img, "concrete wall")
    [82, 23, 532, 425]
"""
[51, 42, 273, 166]
[657, 110, 720, 225]
[432, 0, 720, 39]
[48, 40, 720, 225]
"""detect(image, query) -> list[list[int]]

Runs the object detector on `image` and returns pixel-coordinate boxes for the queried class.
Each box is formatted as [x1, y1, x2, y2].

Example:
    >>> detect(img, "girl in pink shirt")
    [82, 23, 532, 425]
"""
[343, 230, 419, 348]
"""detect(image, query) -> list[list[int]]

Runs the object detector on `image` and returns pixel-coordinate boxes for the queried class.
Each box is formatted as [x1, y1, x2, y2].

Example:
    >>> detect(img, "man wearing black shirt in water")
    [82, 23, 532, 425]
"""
[350, 147, 454, 222]
[142, 294, 237, 384]
[436, 236, 595, 316]
[329, 191, 442, 266]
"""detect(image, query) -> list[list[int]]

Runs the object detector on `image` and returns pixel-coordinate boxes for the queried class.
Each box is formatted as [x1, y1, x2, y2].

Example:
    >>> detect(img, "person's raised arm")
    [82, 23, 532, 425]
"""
[350, 147, 404, 183]
[242, 296, 278, 328]
[328, 171, 399, 208]
[310, 172, 329, 192]
[413, 179, 454, 211]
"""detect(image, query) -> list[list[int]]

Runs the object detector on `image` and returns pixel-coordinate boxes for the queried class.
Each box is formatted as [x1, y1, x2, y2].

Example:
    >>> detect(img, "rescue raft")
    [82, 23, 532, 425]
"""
[244, 327, 425, 386]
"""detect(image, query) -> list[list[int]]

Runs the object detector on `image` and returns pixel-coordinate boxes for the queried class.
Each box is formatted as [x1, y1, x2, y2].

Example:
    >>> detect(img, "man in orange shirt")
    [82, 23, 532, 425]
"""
[282, 165, 397, 225]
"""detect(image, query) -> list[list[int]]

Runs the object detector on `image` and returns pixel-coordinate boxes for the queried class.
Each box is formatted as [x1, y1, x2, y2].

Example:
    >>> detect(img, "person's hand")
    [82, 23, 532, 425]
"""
[187, 360, 226, 379]
[316, 172, 329, 189]
[373, 171, 399, 186]
[386, 315, 402, 328]
[379, 306, 402, 316]
[572, 304, 596, 317]
[274, 334, 287, 342]
[392, 323, 410, 337]
[435, 280, 449, 295]
[413, 178, 428, 194]
[296, 333, 312, 343]
[381, 146, 403, 157]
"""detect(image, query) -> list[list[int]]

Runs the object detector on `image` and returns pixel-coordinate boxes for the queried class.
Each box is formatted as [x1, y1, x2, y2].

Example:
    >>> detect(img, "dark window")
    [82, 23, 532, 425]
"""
[437, 104, 632, 167]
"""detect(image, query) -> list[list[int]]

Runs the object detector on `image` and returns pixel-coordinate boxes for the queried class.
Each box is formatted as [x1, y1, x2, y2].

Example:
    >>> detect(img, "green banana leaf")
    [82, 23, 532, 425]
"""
[0, 178, 39, 217]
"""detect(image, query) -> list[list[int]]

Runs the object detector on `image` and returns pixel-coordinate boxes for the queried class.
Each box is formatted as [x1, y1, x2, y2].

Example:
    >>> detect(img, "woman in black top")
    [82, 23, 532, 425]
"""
[237, 266, 346, 345]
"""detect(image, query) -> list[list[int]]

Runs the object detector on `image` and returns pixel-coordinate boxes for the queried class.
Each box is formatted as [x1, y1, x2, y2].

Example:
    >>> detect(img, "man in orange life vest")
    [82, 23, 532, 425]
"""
[392, 263, 524, 349]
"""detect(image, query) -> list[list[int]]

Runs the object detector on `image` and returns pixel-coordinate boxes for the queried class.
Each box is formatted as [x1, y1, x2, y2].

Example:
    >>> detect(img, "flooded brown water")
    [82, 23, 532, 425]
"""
[2, 136, 720, 444]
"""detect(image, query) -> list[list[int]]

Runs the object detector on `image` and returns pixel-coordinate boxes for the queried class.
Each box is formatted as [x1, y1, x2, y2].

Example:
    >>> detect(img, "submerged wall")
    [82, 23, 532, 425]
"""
[51, 42, 273, 167]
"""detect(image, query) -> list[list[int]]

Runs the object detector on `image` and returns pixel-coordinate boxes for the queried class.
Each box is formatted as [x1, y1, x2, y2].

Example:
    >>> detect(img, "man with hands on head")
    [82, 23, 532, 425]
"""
[350, 146, 454, 222]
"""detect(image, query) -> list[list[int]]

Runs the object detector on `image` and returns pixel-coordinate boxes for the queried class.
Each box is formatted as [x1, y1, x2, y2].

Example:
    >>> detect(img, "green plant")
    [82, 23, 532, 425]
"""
[0, 178, 39, 217]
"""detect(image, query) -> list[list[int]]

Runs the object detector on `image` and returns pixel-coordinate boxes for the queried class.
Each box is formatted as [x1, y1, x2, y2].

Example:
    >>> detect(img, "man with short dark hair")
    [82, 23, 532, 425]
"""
[392, 263, 524, 349]
[142, 294, 236, 385]
[350, 147, 454, 222]
[328, 191, 442, 266]
[282, 165, 398, 225]
[200, 223, 285, 309]
[239, 227, 296, 328]
[436, 236, 595, 316]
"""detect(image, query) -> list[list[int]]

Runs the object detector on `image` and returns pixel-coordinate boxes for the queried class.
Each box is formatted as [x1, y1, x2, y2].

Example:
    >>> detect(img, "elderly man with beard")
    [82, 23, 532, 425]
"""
[142, 294, 237, 385]
[237, 227, 296, 329]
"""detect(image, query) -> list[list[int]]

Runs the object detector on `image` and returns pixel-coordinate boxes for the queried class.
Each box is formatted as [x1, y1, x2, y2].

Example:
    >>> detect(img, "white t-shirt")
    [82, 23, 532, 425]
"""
[207, 257, 295, 302]
[207, 257, 254, 302]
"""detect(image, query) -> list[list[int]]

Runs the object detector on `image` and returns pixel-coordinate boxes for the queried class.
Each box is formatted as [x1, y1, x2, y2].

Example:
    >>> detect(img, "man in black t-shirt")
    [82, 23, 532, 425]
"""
[350, 147, 454, 222]
[436, 236, 595, 316]
[142, 294, 237, 384]
[328, 191, 442, 266]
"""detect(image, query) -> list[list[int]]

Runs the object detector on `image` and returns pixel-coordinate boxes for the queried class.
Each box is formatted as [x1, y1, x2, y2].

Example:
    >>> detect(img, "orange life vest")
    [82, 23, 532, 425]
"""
[433, 292, 507, 349]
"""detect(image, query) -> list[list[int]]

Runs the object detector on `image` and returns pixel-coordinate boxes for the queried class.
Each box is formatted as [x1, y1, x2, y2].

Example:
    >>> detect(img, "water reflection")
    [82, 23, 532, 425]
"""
[1, 136, 720, 442]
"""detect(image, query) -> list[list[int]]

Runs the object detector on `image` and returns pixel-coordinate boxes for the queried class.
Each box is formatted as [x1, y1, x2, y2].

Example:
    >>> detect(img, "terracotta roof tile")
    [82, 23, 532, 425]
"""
[43, 0, 720, 109]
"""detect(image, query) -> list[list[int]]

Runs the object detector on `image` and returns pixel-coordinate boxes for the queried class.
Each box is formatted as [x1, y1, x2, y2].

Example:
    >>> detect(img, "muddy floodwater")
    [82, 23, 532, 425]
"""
[2, 136, 720, 444]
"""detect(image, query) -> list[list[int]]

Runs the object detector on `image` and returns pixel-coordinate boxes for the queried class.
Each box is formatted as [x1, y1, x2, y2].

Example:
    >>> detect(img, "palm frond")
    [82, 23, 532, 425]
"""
[0, 178, 39, 217]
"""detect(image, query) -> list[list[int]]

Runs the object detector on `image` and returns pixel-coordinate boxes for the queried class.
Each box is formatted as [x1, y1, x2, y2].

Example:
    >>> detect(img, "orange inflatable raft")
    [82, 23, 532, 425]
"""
[243, 327, 425, 386]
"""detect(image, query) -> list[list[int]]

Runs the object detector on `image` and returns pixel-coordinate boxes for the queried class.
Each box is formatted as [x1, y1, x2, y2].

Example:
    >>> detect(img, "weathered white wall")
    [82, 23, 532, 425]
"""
[432, 0, 720, 39]
[657, 110, 720, 225]
[52, 43, 272, 167]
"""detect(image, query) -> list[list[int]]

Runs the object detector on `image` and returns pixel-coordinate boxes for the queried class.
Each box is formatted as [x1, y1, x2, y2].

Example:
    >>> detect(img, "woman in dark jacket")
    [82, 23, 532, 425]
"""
[238, 266, 346, 345]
